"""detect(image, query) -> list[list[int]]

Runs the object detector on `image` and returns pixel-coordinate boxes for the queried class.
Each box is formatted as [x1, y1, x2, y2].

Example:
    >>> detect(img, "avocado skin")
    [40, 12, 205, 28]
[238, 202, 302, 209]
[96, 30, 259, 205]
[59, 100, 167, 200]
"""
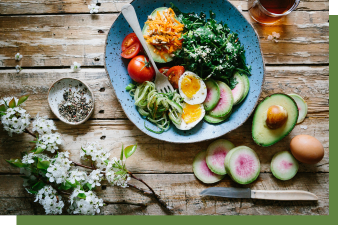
[252, 93, 299, 147]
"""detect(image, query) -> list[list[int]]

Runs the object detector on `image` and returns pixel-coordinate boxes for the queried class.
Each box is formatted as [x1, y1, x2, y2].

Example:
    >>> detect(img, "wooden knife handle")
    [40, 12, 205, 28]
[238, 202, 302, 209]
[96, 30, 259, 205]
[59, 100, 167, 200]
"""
[251, 190, 318, 201]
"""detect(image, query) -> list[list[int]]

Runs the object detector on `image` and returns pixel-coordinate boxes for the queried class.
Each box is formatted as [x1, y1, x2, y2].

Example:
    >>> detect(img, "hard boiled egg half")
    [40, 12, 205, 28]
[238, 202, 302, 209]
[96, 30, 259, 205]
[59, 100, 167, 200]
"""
[178, 71, 207, 105]
[174, 103, 205, 130]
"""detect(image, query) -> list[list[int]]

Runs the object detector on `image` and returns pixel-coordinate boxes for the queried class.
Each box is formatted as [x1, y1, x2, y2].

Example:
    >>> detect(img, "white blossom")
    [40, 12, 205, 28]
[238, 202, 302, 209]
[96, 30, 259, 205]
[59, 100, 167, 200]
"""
[69, 188, 103, 215]
[1, 106, 30, 136]
[105, 157, 130, 188]
[67, 169, 88, 185]
[15, 53, 23, 61]
[88, 4, 99, 14]
[22, 153, 51, 164]
[87, 169, 103, 188]
[46, 152, 72, 184]
[32, 114, 57, 135]
[34, 185, 64, 215]
[81, 142, 110, 170]
[71, 61, 81, 72]
[15, 65, 22, 73]
[37, 132, 62, 153]
[268, 32, 280, 42]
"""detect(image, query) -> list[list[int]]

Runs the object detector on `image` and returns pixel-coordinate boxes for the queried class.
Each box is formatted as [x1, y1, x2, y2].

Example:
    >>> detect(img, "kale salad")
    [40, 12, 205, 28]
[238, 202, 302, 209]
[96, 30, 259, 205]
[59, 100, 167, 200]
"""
[171, 4, 251, 88]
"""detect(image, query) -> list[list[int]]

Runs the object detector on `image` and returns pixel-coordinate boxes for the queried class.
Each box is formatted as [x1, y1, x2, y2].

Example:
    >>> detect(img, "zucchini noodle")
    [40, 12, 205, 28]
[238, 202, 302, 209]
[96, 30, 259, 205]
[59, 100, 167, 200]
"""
[127, 81, 183, 133]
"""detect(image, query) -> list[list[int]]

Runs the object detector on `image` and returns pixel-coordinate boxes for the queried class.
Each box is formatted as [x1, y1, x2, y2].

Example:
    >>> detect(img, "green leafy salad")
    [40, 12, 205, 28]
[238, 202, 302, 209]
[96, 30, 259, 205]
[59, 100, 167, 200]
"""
[171, 4, 251, 88]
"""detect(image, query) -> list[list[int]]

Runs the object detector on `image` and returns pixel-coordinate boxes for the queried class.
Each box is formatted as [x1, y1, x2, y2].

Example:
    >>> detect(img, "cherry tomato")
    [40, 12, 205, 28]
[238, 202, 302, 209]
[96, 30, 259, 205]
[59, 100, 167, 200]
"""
[167, 66, 185, 89]
[127, 55, 155, 83]
[159, 67, 170, 76]
[121, 33, 139, 51]
[121, 42, 141, 59]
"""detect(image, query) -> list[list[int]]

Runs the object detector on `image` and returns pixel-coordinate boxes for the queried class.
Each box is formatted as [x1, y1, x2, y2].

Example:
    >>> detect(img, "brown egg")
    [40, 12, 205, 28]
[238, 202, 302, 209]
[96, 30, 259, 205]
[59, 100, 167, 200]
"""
[290, 135, 324, 164]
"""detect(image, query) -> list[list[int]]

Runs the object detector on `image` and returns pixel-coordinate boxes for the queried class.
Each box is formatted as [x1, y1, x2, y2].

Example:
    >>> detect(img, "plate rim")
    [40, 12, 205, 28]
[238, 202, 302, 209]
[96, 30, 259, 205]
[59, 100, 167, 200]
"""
[103, 0, 266, 144]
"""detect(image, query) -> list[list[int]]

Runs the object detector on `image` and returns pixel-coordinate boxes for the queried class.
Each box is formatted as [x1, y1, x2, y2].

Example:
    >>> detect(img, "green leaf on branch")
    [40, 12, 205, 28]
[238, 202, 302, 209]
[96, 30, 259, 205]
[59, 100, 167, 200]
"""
[124, 144, 137, 159]
[5, 159, 29, 168]
[8, 98, 16, 108]
[26, 189, 38, 194]
[34, 147, 45, 154]
[84, 183, 92, 191]
[77, 193, 86, 199]
[81, 147, 87, 153]
[120, 143, 124, 160]
[37, 160, 50, 170]
[0, 104, 6, 112]
[59, 180, 73, 190]
[115, 170, 126, 175]
[17, 95, 30, 106]
[32, 181, 45, 191]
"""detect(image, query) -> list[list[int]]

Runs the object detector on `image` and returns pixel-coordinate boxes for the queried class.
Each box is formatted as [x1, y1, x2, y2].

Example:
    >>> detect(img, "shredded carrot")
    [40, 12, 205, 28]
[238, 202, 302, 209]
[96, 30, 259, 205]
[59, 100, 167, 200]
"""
[144, 8, 184, 61]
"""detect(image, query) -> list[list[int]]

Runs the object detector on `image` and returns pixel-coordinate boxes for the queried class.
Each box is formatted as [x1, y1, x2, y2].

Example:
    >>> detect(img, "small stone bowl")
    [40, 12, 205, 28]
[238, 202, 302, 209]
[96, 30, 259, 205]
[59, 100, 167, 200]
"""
[48, 78, 95, 125]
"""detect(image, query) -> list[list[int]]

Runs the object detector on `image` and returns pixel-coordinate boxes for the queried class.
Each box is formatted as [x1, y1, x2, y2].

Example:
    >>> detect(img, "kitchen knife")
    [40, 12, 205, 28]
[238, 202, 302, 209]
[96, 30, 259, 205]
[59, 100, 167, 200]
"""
[200, 187, 318, 201]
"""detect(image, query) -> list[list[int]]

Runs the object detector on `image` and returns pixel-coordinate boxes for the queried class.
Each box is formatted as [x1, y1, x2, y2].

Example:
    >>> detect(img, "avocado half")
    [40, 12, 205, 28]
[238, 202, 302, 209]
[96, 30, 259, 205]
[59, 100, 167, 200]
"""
[252, 93, 299, 147]
[142, 7, 174, 63]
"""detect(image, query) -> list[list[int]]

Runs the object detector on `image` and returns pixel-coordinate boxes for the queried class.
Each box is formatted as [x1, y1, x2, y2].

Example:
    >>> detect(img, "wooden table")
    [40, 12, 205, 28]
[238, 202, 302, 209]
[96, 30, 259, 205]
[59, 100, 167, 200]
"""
[0, 0, 329, 215]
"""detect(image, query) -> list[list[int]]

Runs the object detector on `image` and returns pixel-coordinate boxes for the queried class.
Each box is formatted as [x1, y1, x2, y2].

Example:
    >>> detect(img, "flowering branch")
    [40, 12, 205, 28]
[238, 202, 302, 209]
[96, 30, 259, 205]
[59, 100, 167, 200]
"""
[2, 95, 173, 215]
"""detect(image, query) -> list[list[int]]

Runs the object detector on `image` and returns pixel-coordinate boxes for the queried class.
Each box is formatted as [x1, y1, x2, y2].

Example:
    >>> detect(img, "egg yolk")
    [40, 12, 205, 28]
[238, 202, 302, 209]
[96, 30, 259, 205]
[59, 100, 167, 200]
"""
[181, 75, 200, 98]
[182, 104, 202, 124]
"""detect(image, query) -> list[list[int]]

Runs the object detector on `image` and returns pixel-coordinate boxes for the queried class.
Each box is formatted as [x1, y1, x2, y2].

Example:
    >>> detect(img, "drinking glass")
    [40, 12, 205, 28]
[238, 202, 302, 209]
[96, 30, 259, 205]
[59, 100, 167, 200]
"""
[248, 0, 300, 24]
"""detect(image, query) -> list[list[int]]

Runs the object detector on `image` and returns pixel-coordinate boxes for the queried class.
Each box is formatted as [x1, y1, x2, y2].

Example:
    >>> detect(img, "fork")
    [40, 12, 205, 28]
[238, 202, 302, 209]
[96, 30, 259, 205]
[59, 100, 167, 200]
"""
[121, 4, 174, 93]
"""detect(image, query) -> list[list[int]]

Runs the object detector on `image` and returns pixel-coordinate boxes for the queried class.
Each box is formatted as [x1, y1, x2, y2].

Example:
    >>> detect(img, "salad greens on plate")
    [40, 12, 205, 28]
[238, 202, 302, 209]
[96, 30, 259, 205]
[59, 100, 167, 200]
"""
[171, 4, 251, 88]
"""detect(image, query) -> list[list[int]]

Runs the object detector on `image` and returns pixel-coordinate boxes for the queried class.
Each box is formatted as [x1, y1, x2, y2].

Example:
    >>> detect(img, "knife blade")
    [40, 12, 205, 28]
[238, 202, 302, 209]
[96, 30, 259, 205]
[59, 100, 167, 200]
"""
[200, 187, 318, 201]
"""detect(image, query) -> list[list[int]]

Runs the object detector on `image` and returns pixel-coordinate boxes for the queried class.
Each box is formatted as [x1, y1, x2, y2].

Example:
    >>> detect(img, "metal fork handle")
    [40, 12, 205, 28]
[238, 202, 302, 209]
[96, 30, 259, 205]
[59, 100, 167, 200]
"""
[121, 4, 160, 73]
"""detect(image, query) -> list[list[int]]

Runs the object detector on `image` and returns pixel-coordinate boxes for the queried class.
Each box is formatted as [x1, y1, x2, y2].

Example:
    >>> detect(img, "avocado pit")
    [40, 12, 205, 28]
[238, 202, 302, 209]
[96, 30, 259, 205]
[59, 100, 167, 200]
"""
[266, 105, 288, 129]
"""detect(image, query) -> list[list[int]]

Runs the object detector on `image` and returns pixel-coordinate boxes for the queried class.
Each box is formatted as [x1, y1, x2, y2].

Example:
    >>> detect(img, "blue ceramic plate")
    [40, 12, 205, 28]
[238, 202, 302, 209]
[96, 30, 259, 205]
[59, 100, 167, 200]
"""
[105, 0, 265, 143]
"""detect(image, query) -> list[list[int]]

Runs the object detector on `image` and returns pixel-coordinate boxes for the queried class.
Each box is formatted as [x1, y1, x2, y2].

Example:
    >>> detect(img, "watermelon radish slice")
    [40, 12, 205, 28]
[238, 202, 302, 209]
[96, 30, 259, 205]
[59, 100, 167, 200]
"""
[225, 146, 260, 184]
[204, 111, 231, 124]
[206, 139, 235, 175]
[203, 79, 220, 111]
[231, 72, 245, 105]
[209, 81, 233, 118]
[288, 94, 308, 124]
[193, 150, 225, 184]
[238, 75, 250, 104]
[271, 151, 299, 181]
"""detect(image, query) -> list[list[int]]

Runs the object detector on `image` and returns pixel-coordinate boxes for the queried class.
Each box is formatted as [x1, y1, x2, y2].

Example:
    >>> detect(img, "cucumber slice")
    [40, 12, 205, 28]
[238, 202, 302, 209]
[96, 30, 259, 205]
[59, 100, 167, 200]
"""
[142, 7, 174, 63]
[288, 94, 308, 124]
[271, 151, 299, 181]
[204, 111, 231, 124]
[225, 146, 260, 185]
[209, 81, 233, 118]
[203, 79, 220, 111]
[238, 75, 250, 104]
[231, 72, 245, 105]
[193, 150, 225, 184]
[206, 139, 235, 175]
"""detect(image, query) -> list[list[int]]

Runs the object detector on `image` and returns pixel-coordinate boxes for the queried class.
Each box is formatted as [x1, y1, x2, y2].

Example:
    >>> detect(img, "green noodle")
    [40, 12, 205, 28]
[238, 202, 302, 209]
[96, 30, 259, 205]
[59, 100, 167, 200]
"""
[127, 81, 183, 133]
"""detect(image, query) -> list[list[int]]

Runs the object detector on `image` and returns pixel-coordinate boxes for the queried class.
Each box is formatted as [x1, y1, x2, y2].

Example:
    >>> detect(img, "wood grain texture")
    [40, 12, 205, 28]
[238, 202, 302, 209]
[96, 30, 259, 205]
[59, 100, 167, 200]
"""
[0, 11, 328, 67]
[0, 118, 329, 174]
[0, 66, 329, 119]
[0, 173, 329, 215]
[0, 0, 329, 15]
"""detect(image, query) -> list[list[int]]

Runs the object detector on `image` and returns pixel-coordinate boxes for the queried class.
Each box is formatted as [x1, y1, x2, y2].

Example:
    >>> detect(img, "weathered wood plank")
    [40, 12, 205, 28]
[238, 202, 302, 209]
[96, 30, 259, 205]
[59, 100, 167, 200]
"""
[0, 0, 329, 15]
[0, 11, 329, 67]
[0, 173, 329, 215]
[0, 66, 329, 119]
[0, 118, 329, 174]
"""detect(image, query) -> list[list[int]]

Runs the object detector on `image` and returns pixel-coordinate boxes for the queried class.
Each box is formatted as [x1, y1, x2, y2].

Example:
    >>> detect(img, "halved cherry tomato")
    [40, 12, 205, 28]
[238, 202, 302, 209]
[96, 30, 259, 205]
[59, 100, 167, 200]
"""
[167, 66, 185, 89]
[121, 33, 139, 51]
[159, 67, 170, 76]
[128, 55, 155, 83]
[121, 42, 141, 59]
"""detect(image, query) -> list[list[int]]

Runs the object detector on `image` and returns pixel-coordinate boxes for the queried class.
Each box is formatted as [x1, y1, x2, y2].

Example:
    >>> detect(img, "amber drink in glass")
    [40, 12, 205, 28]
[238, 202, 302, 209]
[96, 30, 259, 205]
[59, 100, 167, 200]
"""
[248, 0, 300, 24]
